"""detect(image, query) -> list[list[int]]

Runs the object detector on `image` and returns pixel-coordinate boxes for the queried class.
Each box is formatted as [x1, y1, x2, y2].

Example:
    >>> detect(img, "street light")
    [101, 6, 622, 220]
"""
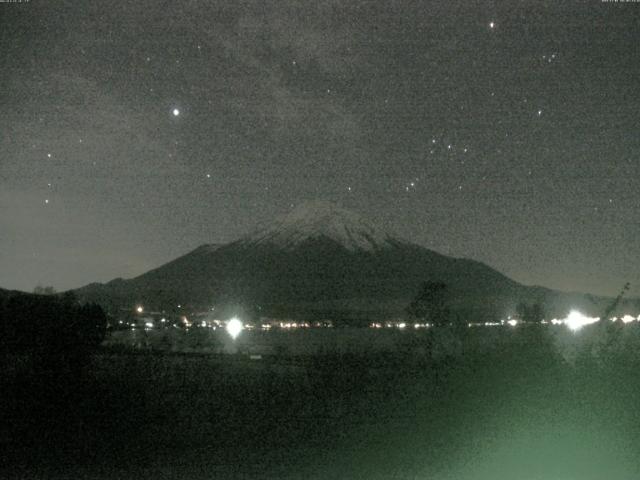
[226, 317, 243, 339]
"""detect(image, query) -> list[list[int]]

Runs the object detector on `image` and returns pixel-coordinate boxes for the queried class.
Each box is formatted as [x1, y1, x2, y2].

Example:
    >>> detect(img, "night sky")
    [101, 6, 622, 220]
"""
[1, 1, 639, 296]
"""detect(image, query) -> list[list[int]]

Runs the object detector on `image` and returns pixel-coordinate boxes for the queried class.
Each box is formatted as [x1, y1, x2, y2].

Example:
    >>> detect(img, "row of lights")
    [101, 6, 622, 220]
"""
[370, 322, 430, 329]
[134, 306, 639, 336]
[370, 312, 640, 333]
[504, 311, 640, 332]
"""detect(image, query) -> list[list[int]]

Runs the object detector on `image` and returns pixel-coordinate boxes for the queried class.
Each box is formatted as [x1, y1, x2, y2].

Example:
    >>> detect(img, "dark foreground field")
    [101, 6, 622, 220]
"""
[3, 325, 640, 479]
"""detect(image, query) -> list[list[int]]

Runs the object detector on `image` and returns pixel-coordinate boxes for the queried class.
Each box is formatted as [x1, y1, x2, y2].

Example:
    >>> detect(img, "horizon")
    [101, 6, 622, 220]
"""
[2, 198, 637, 299]
[7, 199, 634, 307]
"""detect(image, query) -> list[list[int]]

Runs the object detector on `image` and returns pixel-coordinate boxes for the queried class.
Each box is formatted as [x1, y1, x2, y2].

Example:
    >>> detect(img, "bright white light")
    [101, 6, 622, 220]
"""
[565, 310, 599, 331]
[397, 322, 406, 329]
[507, 319, 518, 327]
[489, 21, 495, 29]
[136, 306, 143, 313]
[226, 317, 243, 339]
[621, 314, 636, 324]
[145, 322, 154, 329]
[172, 108, 180, 116]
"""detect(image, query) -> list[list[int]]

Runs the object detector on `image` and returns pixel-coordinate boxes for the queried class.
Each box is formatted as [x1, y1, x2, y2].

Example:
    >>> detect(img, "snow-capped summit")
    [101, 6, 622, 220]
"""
[240, 200, 401, 252]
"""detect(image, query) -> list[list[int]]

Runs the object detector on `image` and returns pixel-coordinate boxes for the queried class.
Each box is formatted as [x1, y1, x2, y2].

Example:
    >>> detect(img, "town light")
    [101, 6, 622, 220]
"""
[136, 306, 143, 314]
[226, 317, 243, 339]
[565, 310, 599, 331]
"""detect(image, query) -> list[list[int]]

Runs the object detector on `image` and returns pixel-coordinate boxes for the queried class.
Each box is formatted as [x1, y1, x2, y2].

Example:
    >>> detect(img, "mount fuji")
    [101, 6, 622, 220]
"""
[239, 201, 404, 252]
[74, 201, 617, 322]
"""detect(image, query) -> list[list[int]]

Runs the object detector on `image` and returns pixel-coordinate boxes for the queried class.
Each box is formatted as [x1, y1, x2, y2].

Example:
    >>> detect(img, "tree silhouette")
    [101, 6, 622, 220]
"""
[0, 292, 107, 354]
[516, 301, 545, 322]
[406, 281, 450, 326]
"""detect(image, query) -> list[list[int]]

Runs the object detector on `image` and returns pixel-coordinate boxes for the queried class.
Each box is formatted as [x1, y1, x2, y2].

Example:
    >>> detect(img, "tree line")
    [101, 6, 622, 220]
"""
[0, 291, 107, 355]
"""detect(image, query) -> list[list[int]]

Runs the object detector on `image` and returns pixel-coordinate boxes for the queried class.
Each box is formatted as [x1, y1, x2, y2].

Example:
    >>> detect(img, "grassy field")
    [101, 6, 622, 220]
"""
[3, 324, 640, 479]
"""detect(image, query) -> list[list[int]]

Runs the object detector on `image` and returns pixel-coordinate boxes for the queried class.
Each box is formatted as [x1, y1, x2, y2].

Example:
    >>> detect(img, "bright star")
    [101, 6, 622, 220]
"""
[172, 108, 180, 116]
[489, 21, 495, 29]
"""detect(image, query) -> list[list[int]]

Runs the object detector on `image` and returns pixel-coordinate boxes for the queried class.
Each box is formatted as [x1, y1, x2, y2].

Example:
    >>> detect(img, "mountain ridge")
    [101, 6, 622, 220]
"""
[72, 201, 637, 321]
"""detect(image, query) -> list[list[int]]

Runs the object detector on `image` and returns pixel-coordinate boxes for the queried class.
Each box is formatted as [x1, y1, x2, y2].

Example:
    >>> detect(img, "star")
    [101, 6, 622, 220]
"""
[489, 21, 495, 29]
[537, 110, 542, 116]
[206, 174, 211, 179]
[172, 108, 180, 116]
[47, 153, 52, 158]
[44, 199, 49, 204]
